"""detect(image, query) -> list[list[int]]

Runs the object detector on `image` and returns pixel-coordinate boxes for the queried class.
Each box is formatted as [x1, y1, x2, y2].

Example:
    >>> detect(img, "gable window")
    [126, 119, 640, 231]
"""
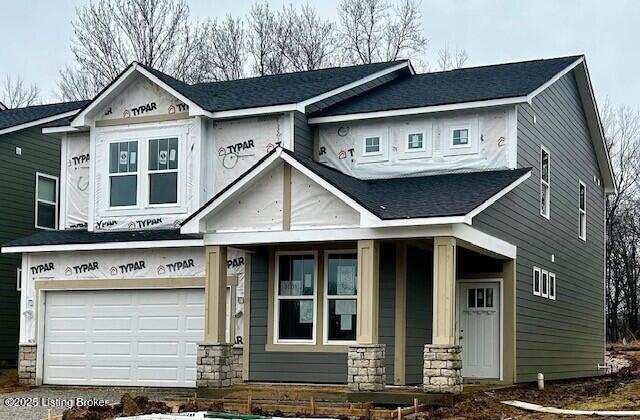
[452, 128, 469, 147]
[533, 267, 541, 296]
[549, 272, 556, 300]
[324, 251, 357, 344]
[579, 181, 587, 240]
[364, 136, 381, 155]
[541, 269, 549, 298]
[109, 140, 138, 207]
[148, 138, 179, 205]
[540, 146, 550, 218]
[35, 173, 58, 230]
[407, 132, 424, 151]
[275, 253, 316, 343]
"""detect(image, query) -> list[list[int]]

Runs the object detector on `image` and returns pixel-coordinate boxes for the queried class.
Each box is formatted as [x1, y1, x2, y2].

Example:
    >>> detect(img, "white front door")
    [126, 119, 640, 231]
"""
[458, 281, 501, 379]
[43, 288, 204, 387]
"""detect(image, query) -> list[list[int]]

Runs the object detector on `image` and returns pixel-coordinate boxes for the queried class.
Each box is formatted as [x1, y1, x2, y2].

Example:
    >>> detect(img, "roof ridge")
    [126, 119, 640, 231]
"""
[417, 54, 583, 76]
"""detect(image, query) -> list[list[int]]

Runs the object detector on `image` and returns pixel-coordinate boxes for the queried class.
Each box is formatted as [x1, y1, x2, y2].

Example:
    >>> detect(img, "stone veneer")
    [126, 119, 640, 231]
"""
[197, 344, 244, 388]
[423, 344, 463, 393]
[18, 345, 37, 386]
[347, 344, 385, 391]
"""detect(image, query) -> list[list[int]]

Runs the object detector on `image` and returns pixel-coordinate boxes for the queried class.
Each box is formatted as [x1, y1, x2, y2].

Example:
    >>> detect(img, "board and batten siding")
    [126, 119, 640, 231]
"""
[0, 127, 61, 365]
[473, 71, 606, 382]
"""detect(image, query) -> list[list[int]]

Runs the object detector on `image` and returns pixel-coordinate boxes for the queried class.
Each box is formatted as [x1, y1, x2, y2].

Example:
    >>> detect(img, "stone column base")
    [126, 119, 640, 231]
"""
[231, 347, 243, 385]
[18, 345, 37, 386]
[423, 344, 462, 393]
[348, 344, 385, 391]
[196, 343, 234, 388]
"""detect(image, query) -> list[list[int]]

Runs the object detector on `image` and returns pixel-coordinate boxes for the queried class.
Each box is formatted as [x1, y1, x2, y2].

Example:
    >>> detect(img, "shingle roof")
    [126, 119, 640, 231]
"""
[311, 56, 581, 117]
[138, 61, 408, 112]
[282, 149, 531, 219]
[3, 229, 202, 248]
[0, 100, 90, 131]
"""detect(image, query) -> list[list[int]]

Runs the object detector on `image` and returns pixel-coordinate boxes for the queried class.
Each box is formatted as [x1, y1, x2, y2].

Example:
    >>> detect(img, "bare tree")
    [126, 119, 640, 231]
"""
[196, 16, 247, 82]
[58, 0, 205, 101]
[247, 2, 293, 76]
[436, 45, 468, 71]
[338, 0, 426, 64]
[286, 5, 338, 71]
[1, 75, 40, 108]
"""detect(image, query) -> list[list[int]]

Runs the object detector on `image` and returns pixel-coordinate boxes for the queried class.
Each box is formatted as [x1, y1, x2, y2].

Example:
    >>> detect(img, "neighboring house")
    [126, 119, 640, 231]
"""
[0, 100, 89, 366]
[2, 56, 614, 393]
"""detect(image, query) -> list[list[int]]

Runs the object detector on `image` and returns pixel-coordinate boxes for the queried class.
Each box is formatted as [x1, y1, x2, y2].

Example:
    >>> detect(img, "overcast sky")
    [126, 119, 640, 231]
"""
[0, 0, 636, 107]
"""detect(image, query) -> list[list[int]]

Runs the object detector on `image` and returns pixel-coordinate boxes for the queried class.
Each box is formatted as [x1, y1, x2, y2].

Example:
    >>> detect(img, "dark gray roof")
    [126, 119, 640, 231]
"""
[283, 149, 530, 219]
[138, 61, 408, 112]
[311, 56, 581, 117]
[3, 229, 202, 248]
[0, 100, 90, 131]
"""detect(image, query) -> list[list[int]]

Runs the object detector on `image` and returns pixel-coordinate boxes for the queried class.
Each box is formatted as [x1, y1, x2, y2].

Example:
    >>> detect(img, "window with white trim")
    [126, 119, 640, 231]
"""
[579, 181, 586, 240]
[35, 173, 58, 230]
[549, 272, 556, 300]
[451, 128, 470, 147]
[109, 140, 138, 207]
[407, 132, 424, 151]
[275, 253, 316, 343]
[16, 268, 21, 291]
[533, 267, 541, 296]
[540, 146, 550, 218]
[443, 120, 479, 156]
[363, 136, 381, 155]
[541, 269, 549, 298]
[148, 138, 179, 205]
[324, 251, 357, 344]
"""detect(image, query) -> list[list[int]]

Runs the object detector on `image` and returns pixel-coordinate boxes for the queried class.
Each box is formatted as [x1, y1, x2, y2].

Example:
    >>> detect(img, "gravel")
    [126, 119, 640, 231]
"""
[0, 386, 193, 420]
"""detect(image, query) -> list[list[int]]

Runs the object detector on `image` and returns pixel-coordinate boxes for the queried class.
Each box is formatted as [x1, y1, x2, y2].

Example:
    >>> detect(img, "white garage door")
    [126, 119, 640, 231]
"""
[44, 288, 204, 387]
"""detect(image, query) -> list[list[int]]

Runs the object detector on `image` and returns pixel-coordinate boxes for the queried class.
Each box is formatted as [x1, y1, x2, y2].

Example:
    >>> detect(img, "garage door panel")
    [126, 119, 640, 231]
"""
[44, 289, 204, 387]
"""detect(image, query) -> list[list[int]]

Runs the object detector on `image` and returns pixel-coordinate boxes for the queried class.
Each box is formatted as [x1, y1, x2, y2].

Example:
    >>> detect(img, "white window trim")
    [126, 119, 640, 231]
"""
[442, 119, 479, 157]
[532, 266, 541, 296]
[541, 269, 549, 298]
[146, 137, 181, 208]
[362, 135, 382, 156]
[579, 180, 587, 241]
[540, 145, 551, 219]
[405, 130, 427, 153]
[549, 272, 556, 300]
[16, 268, 21, 292]
[323, 250, 358, 346]
[107, 139, 140, 210]
[449, 126, 472, 149]
[35, 172, 59, 230]
[274, 251, 318, 345]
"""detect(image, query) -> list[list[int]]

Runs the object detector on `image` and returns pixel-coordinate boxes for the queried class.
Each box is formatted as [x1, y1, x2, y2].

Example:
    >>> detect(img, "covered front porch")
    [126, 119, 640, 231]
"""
[199, 235, 515, 394]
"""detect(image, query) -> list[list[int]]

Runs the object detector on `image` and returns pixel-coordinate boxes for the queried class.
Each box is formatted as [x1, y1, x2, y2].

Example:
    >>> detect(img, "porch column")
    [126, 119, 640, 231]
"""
[424, 237, 463, 393]
[348, 240, 385, 391]
[197, 245, 233, 388]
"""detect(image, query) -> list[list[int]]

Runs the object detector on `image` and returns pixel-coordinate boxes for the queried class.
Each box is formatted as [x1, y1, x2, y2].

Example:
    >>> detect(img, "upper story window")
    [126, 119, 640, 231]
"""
[407, 132, 424, 151]
[443, 120, 479, 156]
[148, 138, 179, 205]
[579, 181, 586, 240]
[109, 140, 138, 207]
[35, 172, 58, 230]
[364, 136, 381, 155]
[533, 266, 541, 296]
[325, 251, 357, 344]
[275, 252, 316, 343]
[540, 146, 550, 219]
[451, 128, 469, 147]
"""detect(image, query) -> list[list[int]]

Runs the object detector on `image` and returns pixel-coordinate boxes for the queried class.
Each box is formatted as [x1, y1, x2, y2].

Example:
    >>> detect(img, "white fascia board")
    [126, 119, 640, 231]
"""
[180, 151, 285, 234]
[209, 103, 300, 120]
[452, 224, 517, 259]
[0, 109, 81, 136]
[465, 170, 532, 222]
[42, 125, 83, 134]
[525, 57, 584, 103]
[297, 61, 411, 110]
[360, 214, 467, 227]
[307, 96, 527, 124]
[1, 239, 204, 254]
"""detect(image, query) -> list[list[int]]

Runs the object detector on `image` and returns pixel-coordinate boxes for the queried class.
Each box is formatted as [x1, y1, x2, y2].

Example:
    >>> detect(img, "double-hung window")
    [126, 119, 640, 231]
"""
[364, 136, 381, 155]
[540, 146, 550, 218]
[109, 140, 138, 207]
[325, 251, 357, 344]
[579, 181, 587, 240]
[275, 253, 316, 343]
[148, 138, 179, 205]
[35, 173, 58, 229]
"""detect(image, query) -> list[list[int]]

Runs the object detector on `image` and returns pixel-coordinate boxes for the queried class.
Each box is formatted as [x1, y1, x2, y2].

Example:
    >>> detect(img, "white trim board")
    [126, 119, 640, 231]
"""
[0, 109, 82, 136]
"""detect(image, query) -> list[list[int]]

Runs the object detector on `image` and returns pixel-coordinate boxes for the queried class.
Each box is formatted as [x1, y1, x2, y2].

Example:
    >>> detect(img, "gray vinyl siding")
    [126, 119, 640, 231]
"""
[248, 249, 348, 383]
[404, 245, 433, 384]
[473, 72, 606, 382]
[378, 243, 395, 384]
[292, 111, 314, 158]
[0, 127, 61, 365]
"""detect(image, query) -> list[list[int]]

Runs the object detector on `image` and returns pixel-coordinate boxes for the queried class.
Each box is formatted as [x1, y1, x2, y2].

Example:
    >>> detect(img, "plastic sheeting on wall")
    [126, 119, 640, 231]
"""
[317, 110, 511, 179]
[290, 168, 359, 229]
[227, 247, 246, 345]
[63, 133, 90, 229]
[206, 163, 284, 232]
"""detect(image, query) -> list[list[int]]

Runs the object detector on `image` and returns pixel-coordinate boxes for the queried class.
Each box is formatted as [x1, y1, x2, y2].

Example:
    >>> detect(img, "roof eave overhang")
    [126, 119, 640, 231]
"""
[1, 238, 204, 254]
[0, 109, 82, 137]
